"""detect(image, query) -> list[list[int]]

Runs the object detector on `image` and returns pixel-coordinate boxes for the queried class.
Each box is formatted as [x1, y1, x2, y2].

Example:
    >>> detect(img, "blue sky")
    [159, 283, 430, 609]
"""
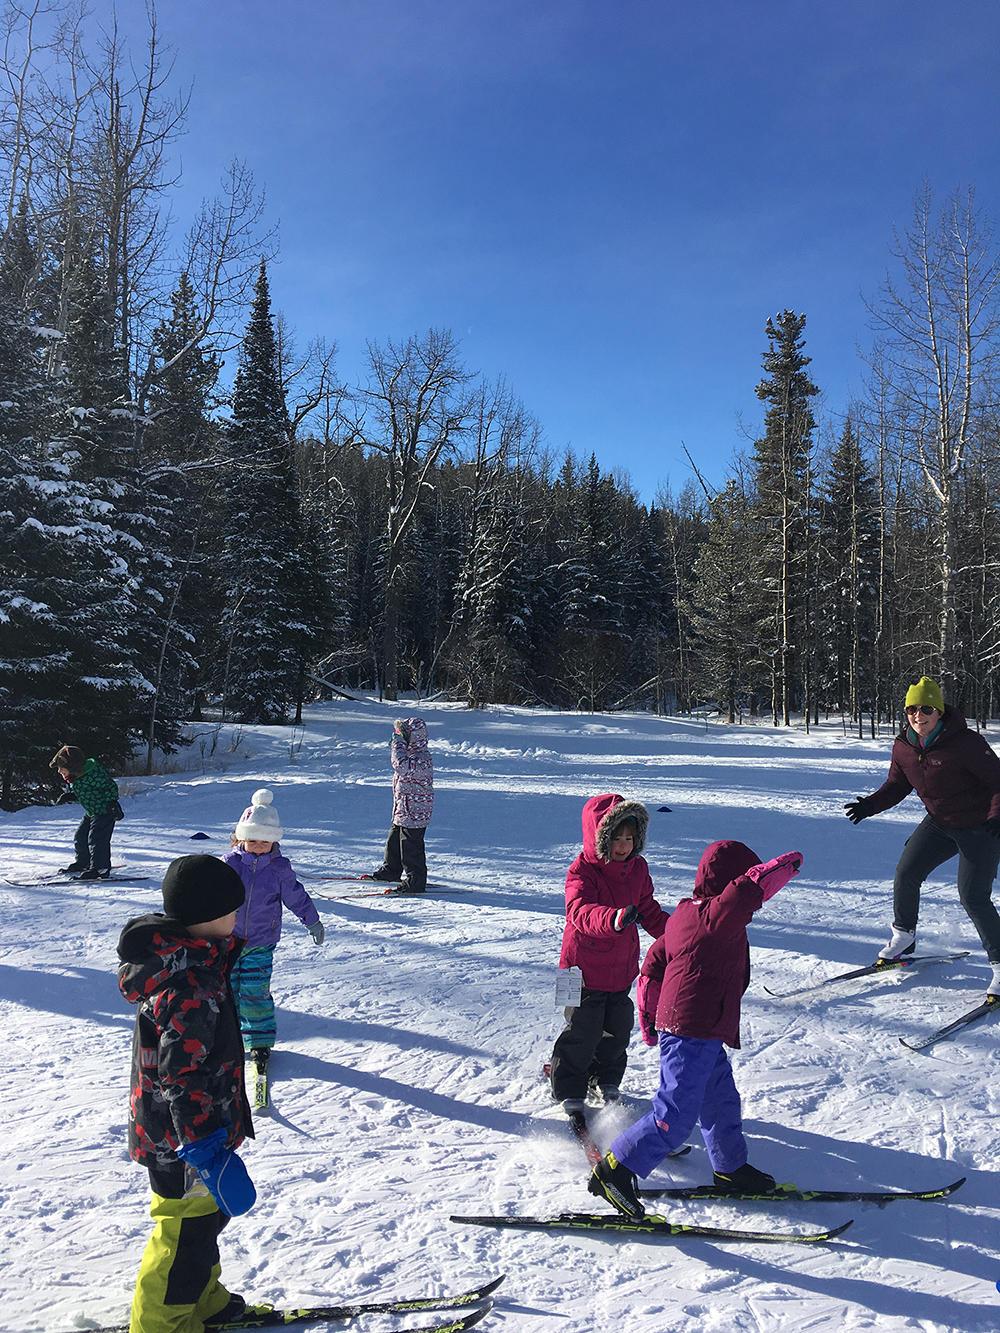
[113, 1, 1000, 501]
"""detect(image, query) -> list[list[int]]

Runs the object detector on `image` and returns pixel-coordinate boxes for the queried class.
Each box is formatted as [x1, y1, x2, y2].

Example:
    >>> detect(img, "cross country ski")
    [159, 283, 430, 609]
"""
[638, 1177, 966, 1204]
[76, 1275, 504, 1332]
[450, 1212, 854, 1243]
[763, 952, 971, 999]
[3, 871, 148, 887]
[899, 995, 1000, 1050]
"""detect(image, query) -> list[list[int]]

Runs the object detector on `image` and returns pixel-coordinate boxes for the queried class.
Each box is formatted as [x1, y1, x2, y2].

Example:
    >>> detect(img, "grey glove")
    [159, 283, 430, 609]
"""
[308, 920, 325, 946]
[393, 719, 409, 741]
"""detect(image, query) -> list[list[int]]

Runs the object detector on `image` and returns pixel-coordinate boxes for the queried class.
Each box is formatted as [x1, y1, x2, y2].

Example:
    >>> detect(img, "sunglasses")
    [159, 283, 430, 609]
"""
[905, 704, 937, 717]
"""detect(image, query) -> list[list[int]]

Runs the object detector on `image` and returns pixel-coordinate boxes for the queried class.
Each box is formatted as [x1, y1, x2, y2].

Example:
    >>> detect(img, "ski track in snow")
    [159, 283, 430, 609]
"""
[2, 698, 1000, 1332]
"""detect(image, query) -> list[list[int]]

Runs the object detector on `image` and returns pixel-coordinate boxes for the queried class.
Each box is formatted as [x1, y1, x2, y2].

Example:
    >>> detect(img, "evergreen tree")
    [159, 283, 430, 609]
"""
[686, 481, 764, 722]
[816, 418, 880, 725]
[216, 262, 331, 722]
[0, 252, 148, 801]
[141, 271, 224, 749]
[751, 310, 819, 724]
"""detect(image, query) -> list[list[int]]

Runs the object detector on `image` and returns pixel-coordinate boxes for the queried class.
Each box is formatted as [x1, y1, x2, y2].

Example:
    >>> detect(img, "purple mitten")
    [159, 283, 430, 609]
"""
[744, 851, 803, 902]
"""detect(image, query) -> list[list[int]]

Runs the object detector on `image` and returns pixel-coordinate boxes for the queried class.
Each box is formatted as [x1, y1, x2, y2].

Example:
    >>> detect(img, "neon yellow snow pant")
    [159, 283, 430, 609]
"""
[129, 1184, 233, 1333]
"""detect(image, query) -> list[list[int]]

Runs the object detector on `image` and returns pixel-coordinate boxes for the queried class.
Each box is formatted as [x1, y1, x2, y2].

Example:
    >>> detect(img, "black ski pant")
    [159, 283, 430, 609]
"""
[74, 809, 115, 874]
[892, 815, 1000, 962]
[380, 824, 427, 890]
[550, 987, 634, 1103]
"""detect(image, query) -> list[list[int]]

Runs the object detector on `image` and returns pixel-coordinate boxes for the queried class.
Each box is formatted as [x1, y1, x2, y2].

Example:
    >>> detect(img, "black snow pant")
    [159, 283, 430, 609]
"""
[892, 815, 1000, 963]
[74, 809, 115, 874]
[380, 824, 427, 890]
[549, 987, 634, 1103]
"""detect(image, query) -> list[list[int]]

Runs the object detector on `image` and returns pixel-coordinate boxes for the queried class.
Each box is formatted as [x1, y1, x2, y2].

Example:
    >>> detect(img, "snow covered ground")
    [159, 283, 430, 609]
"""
[3, 696, 1000, 1333]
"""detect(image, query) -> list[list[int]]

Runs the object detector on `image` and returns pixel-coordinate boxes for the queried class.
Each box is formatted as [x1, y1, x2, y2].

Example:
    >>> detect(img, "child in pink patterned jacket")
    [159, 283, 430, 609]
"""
[369, 717, 434, 895]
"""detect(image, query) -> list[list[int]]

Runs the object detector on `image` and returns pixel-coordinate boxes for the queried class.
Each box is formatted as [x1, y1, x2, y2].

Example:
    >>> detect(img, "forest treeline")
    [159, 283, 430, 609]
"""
[3, 4, 1000, 807]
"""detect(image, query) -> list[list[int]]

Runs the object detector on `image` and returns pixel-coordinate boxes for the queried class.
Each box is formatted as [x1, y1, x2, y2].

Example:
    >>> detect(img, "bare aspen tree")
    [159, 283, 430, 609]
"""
[866, 186, 1000, 693]
[359, 328, 473, 700]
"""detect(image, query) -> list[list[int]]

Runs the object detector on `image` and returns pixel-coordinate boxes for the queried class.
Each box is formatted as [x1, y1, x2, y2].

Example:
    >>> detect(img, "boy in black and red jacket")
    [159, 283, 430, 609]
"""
[118, 855, 256, 1333]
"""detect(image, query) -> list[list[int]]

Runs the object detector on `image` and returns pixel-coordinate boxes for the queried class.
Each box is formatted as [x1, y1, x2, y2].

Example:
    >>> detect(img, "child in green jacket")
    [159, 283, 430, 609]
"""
[49, 743, 121, 879]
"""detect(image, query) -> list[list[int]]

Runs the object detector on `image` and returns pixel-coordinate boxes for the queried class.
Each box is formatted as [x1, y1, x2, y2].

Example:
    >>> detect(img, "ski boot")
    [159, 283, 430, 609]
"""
[713, 1162, 776, 1193]
[878, 927, 916, 960]
[588, 1151, 645, 1218]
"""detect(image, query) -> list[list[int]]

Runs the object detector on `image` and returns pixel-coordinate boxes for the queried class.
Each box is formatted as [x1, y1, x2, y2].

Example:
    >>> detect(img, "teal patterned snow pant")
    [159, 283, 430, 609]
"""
[230, 944, 276, 1051]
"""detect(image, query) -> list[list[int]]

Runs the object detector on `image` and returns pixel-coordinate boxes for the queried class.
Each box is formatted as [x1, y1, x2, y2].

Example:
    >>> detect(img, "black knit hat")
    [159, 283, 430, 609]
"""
[161, 855, 245, 926]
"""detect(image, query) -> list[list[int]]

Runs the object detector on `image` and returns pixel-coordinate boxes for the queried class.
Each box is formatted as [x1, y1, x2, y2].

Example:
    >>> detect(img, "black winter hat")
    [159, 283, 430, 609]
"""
[161, 854, 245, 926]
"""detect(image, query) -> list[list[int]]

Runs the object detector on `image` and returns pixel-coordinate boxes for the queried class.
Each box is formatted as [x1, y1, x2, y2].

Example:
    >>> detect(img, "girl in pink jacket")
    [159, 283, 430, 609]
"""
[549, 794, 669, 1118]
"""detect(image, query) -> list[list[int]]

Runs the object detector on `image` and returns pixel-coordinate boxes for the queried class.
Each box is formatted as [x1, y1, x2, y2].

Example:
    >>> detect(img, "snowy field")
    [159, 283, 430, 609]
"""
[3, 696, 1000, 1333]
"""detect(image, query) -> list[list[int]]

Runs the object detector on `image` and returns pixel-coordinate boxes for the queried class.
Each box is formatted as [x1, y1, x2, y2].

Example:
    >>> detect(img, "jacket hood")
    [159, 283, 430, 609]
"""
[402, 717, 428, 749]
[693, 840, 759, 898]
[581, 794, 649, 863]
[117, 912, 235, 1003]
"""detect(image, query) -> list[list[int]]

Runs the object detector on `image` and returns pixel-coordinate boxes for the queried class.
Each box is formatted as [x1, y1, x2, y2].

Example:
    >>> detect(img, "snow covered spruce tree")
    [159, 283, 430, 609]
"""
[140, 271, 225, 754]
[685, 478, 764, 723]
[816, 417, 880, 730]
[0, 272, 66, 804]
[750, 310, 819, 725]
[214, 261, 331, 723]
[545, 454, 632, 710]
[51, 249, 180, 747]
[0, 241, 147, 802]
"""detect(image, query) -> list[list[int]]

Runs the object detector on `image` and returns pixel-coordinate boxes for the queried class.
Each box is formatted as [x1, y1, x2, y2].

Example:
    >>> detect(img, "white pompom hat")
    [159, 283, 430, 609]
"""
[235, 788, 284, 843]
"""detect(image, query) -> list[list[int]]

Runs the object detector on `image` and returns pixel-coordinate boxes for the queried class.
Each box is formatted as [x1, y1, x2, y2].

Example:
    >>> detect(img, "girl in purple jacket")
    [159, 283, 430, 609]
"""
[588, 839, 801, 1218]
[549, 794, 669, 1119]
[223, 789, 324, 1074]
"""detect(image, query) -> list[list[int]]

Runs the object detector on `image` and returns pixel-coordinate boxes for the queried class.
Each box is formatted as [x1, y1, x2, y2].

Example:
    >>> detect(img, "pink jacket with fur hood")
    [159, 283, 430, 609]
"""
[558, 794, 669, 992]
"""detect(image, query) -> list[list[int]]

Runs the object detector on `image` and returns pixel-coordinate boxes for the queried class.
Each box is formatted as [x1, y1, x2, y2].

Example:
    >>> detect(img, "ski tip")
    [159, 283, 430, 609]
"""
[458, 1306, 495, 1331]
[822, 1219, 854, 1240]
[477, 1275, 506, 1299]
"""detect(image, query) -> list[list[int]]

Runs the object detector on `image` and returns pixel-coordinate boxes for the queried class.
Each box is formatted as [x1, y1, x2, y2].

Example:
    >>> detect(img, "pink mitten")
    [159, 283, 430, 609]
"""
[744, 851, 803, 902]
[636, 973, 660, 1046]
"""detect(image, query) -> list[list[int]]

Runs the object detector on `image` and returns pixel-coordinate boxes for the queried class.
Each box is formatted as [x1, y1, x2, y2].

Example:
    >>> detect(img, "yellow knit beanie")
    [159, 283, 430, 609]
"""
[904, 676, 945, 713]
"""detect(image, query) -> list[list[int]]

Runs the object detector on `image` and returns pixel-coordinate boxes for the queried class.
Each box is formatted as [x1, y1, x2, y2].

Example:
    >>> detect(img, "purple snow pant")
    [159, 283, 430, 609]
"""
[611, 1032, 747, 1178]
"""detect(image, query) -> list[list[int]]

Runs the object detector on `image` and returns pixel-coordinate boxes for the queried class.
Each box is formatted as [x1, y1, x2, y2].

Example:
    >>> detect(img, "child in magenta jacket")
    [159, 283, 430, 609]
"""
[588, 839, 802, 1218]
[549, 793, 669, 1116]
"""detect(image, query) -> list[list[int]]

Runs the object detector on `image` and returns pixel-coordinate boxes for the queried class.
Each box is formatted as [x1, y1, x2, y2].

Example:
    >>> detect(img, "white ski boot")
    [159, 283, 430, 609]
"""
[878, 927, 916, 960]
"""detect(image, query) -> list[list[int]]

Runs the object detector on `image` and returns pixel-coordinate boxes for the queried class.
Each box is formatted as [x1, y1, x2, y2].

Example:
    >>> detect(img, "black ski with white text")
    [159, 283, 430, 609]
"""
[3, 872, 149, 887]
[75, 1275, 503, 1332]
[639, 1176, 966, 1204]
[899, 995, 1000, 1050]
[451, 1212, 852, 1243]
[764, 952, 970, 999]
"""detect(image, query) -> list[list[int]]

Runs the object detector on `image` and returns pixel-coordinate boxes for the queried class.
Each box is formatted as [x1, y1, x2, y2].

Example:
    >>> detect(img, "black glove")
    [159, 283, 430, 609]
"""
[844, 798, 872, 825]
[986, 818, 1000, 838]
[613, 904, 639, 932]
[55, 790, 78, 805]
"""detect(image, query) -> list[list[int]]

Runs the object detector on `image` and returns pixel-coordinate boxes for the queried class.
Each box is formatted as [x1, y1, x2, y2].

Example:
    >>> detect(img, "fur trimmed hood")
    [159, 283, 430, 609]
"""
[581, 793, 649, 864]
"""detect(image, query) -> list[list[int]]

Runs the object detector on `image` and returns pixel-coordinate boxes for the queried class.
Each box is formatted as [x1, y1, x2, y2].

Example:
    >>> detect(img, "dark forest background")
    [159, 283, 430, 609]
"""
[3, 4, 1000, 807]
